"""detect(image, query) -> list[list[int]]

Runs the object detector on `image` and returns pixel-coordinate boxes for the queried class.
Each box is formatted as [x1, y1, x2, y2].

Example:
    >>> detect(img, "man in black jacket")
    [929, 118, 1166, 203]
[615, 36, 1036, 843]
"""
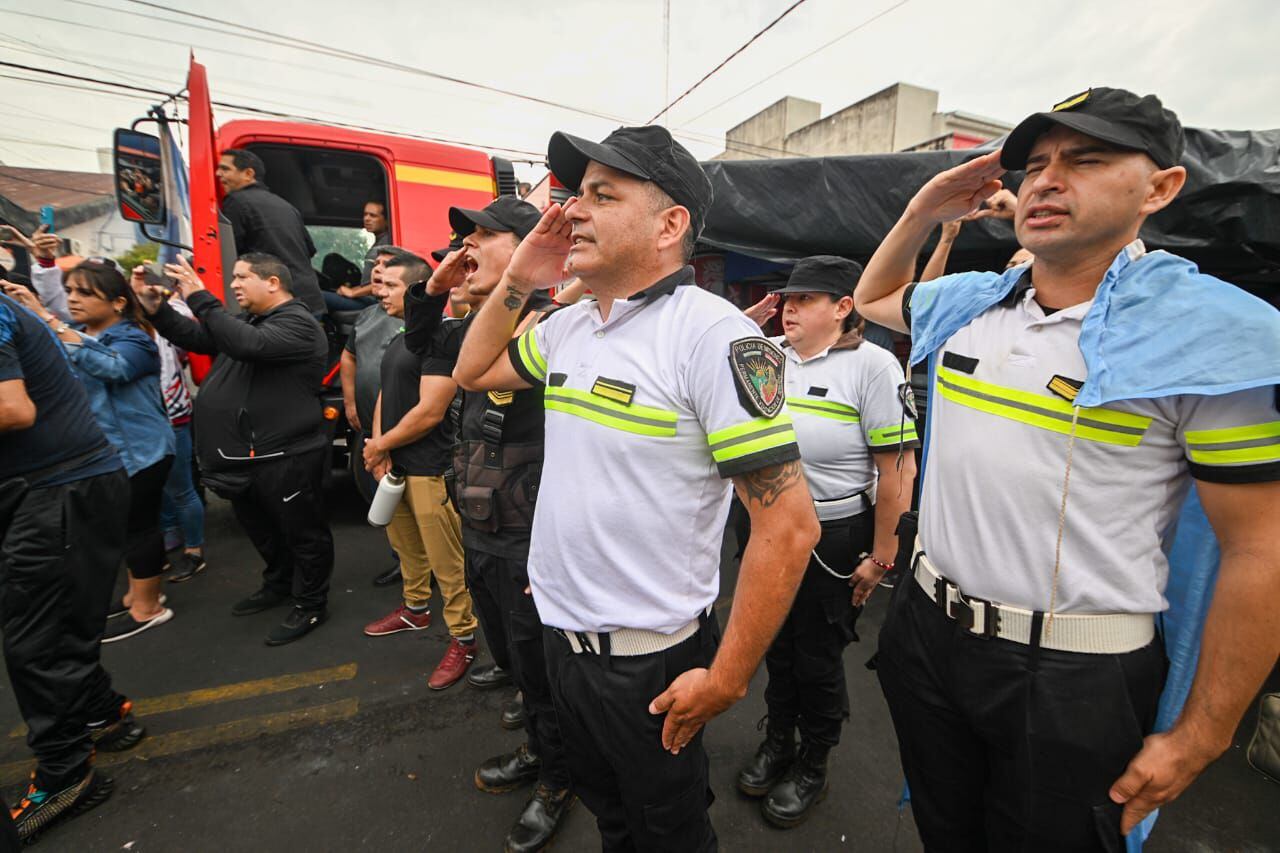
[217, 149, 327, 316]
[135, 253, 334, 646]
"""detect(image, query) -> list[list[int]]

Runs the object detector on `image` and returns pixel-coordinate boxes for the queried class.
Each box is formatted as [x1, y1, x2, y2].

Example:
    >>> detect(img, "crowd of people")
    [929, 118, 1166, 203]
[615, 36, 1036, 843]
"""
[0, 83, 1276, 853]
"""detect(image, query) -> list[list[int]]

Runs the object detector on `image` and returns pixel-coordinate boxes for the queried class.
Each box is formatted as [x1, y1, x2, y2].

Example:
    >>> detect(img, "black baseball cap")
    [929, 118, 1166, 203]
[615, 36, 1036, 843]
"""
[449, 196, 540, 241]
[772, 255, 863, 297]
[430, 234, 463, 263]
[1001, 87, 1185, 170]
[547, 125, 714, 238]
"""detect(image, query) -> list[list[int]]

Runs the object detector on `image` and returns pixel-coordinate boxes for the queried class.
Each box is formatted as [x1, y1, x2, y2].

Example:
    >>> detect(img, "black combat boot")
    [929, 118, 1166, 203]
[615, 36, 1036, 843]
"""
[761, 743, 829, 828]
[736, 719, 796, 797]
[475, 743, 542, 793]
[503, 784, 574, 852]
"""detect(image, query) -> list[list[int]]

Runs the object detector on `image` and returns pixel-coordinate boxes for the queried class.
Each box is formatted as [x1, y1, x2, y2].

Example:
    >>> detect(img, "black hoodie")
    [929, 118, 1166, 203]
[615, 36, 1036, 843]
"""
[151, 290, 327, 473]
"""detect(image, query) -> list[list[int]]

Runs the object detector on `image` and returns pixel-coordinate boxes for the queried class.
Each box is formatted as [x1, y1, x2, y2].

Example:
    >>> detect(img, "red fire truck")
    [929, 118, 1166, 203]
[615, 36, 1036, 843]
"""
[111, 56, 516, 492]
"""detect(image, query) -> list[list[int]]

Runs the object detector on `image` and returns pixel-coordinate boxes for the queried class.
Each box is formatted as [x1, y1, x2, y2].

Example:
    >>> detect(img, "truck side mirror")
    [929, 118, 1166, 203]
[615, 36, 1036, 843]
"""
[113, 128, 166, 225]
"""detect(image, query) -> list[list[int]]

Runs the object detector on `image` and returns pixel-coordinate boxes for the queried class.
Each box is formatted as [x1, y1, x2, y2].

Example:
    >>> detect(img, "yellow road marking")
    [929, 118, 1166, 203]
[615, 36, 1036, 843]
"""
[8, 663, 358, 738]
[0, 698, 360, 787]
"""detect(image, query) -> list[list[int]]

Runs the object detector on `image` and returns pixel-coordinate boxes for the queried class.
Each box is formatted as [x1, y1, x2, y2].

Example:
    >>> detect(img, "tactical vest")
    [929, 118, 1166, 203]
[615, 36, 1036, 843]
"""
[450, 393, 543, 534]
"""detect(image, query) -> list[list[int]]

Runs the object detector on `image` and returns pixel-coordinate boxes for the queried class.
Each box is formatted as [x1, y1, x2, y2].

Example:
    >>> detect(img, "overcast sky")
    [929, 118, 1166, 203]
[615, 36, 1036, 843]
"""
[2, 0, 1277, 184]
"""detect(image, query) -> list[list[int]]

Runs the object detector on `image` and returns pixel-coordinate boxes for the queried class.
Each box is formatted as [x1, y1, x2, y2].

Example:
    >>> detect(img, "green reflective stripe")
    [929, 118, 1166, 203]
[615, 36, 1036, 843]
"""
[939, 366, 1152, 429]
[517, 329, 546, 381]
[711, 424, 797, 463]
[1189, 444, 1280, 465]
[935, 366, 1151, 447]
[543, 387, 677, 437]
[787, 397, 861, 422]
[867, 422, 919, 446]
[1185, 421, 1280, 444]
[707, 415, 793, 446]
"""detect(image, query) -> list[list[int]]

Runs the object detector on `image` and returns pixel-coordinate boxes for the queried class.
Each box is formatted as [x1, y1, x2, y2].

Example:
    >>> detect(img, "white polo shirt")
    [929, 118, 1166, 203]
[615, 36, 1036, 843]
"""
[912, 243, 1280, 614]
[509, 266, 802, 634]
[771, 337, 918, 501]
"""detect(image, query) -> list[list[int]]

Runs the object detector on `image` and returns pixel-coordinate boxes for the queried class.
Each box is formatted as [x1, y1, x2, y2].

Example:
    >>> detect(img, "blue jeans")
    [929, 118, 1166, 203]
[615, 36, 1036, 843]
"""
[159, 422, 205, 549]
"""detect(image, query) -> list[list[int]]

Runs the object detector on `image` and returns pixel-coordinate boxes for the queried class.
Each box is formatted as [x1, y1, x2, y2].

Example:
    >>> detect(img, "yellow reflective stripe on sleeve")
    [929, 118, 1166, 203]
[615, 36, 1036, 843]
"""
[1186, 420, 1280, 465]
[787, 396, 860, 423]
[867, 422, 919, 446]
[935, 366, 1152, 447]
[543, 387, 677, 437]
[1189, 444, 1280, 465]
[516, 328, 547, 381]
[708, 416, 797, 463]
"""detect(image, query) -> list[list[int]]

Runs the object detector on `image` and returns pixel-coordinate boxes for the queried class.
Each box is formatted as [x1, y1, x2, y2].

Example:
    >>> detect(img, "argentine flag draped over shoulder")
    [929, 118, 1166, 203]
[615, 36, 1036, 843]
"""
[908, 241, 1280, 849]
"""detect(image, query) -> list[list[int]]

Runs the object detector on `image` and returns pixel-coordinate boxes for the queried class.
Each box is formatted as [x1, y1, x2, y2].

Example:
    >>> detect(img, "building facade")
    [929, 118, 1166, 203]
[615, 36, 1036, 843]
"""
[714, 83, 1010, 160]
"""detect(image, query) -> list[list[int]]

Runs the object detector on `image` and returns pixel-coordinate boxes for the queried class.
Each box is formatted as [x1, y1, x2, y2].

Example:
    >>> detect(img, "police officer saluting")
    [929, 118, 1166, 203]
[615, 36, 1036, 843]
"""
[856, 88, 1280, 850]
[418, 196, 573, 852]
[735, 256, 918, 827]
[454, 126, 821, 851]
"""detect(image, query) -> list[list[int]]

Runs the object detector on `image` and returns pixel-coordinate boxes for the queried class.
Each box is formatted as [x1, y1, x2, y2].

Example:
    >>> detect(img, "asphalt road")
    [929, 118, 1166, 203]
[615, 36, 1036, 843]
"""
[0, 477, 1275, 852]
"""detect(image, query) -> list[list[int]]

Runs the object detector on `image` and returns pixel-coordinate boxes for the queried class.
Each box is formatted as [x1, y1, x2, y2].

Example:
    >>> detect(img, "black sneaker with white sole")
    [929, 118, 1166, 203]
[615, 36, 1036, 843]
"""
[103, 608, 173, 643]
[167, 551, 207, 584]
[9, 767, 113, 844]
[265, 607, 328, 646]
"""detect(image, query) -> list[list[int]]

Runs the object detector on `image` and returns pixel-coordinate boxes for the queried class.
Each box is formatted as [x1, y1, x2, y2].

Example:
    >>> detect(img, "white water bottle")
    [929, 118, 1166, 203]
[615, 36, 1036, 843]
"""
[367, 467, 406, 527]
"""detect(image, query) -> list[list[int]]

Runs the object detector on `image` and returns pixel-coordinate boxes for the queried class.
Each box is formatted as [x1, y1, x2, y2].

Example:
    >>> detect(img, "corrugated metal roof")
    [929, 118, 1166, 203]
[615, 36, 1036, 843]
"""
[0, 166, 114, 212]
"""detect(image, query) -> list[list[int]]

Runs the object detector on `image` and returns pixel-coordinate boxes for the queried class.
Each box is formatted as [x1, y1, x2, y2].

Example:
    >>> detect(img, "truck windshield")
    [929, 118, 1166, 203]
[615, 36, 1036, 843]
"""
[242, 143, 388, 287]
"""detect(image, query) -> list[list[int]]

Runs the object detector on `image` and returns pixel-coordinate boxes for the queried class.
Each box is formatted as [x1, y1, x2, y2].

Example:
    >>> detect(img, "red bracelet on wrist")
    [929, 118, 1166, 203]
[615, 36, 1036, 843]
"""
[35, 256, 55, 268]
[864, 554, 894, 572]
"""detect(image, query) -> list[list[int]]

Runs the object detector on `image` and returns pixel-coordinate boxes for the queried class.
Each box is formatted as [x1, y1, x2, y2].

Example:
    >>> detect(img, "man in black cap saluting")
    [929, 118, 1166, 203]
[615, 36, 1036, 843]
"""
[855, 87, 1280, 850]
[416, 195, 577, 852]
[454, 126, 820, 851]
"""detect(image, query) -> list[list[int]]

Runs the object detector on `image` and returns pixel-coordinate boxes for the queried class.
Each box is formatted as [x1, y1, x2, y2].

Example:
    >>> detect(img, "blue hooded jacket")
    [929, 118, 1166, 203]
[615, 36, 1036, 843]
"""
[908, 241, 1280, 847]
[66, 320, 175, 476]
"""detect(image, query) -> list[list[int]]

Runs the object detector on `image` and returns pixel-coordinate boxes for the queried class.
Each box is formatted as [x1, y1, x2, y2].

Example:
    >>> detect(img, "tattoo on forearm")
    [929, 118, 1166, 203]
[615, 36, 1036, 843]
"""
[503, 284, 526, 311]
[736, 459, 802, 508]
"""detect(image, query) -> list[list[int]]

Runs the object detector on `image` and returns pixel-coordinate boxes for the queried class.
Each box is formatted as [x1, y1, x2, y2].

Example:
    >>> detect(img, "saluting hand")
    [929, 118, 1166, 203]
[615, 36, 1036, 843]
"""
[649, 667, 738, 755]
[505, 199, 575, 291]
[743, 292, 779, 327]
[426, 249, 468, 296]
[906, 149, 1006, 225]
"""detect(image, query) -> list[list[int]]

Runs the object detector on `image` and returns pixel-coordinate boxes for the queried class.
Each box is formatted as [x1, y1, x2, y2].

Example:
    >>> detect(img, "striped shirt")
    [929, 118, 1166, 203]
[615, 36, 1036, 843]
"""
[509, 266, 801, 633]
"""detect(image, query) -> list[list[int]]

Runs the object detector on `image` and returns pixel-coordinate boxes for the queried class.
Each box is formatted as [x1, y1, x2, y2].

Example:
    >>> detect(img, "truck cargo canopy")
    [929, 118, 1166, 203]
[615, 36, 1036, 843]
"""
[699, 128, 1280, 288]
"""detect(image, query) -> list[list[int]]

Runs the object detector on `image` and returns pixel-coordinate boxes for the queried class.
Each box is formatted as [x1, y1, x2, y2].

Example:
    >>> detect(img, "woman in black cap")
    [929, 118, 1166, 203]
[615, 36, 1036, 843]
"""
[736, 255, 918, 827]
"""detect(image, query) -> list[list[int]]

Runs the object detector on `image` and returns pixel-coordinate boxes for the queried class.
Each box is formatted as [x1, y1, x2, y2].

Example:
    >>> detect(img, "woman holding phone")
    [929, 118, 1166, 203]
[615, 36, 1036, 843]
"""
[5, 258, 176, 643]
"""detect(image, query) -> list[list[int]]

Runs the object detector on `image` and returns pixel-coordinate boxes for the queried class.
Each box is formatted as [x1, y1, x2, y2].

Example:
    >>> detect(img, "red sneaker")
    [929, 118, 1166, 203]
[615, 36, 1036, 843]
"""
[428, 638, 476, 690]
[363, 605, 431, 637]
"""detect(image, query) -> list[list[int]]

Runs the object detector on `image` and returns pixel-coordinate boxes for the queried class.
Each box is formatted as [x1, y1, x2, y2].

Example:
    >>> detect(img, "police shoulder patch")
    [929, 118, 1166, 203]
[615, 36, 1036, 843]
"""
[729, 336, 786, 418]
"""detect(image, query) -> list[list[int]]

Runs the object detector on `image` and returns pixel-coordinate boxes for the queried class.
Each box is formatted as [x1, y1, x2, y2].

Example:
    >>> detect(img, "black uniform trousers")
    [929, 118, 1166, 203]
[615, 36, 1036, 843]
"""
[544, 615, 720, 853]
[466, 547, 568, 788]
[764, 508, 872, 749]
[877, 577, 1166, 853]
[227, 448, 334, 612]
[466, 549, 510, 672]
[0, 468, 129, 789]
